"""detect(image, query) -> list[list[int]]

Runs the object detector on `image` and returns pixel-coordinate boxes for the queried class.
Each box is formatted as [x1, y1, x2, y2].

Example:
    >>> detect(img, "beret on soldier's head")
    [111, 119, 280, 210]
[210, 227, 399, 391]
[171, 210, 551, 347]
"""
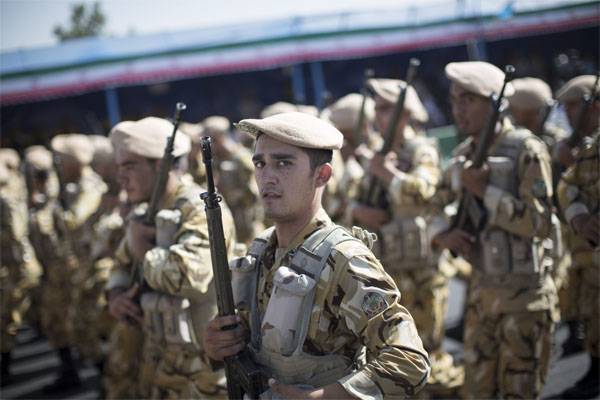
[109, 117, 191, 159]
[0, 148, 21, 170]
[88, 135, 114, 164]
[260, 101, 298, 118]
[366, 78, 429, 123]
[179, 122, 204, 144]
[51, 133, 94, 165]
[201, 116, 230, 135]
[445, 61, 514, 98]
[236, 111, 344, 150]
[508, 77, 553, 110]
[24, 145, 53, 171]
[323, 93, 375, 132]
[556, 75, 599, 102]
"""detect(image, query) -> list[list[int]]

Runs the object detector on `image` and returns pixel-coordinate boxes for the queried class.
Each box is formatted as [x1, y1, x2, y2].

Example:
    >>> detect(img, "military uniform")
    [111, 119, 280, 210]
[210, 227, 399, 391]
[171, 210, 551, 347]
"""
[228, 112, 430, 399]
[0, 154, 42, 382]
[107, 116, 237, 398]
[558, 132, 599, 357]
[434, 117, 559, 398]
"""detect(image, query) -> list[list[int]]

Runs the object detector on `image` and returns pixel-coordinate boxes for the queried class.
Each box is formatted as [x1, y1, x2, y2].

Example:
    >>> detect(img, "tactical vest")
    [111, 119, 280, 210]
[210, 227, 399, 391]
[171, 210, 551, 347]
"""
[230, 225, 372, 391]
[140, 191, 214, 350]
[378, 136, 438, 270]
[471, 129, 549, 281]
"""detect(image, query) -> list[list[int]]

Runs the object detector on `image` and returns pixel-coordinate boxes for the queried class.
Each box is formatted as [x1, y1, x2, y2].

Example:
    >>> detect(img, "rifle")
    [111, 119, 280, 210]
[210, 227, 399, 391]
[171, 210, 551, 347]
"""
[450, 65, 516, 236]
[351, 68, 375, 149]
[536, 99, 555, 137]
[360, 58, 420, 207]
[200, 136, 267, 400]
[129, 102, 187, 288]
[49, 141, 70, 211]
[566, 72, 600, 149]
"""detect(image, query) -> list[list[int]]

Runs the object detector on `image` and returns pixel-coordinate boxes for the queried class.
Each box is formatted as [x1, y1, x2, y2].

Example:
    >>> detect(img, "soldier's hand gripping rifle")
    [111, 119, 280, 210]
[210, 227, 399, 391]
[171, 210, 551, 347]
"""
[351, 68, 375, 149]
[360, 58, 420, 208]
[566, 72, 600, 149]
[200, 136, 267, 400]
[129, 102, 187, 289]
[450, 65, 515, 240]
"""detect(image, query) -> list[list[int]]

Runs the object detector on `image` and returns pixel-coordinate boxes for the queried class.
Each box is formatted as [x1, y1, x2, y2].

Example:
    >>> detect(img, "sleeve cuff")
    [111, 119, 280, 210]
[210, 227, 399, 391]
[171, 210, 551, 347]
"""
[564, 202, 590, 225]
[338, 370, 383, 400]
[483, 185, 505, 222]
[105, 269, 131, 291]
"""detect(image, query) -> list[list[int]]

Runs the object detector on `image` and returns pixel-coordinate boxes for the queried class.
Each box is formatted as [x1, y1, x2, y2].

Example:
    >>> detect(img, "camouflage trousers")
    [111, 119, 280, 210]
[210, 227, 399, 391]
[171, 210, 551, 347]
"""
[390, 266, 464, 393]
[143, 339, 226, 399]
[562, 258, 599, 357]
[40, 279, 73, 348]
[463, 308, 554, 399]
[69, 259, 115, 363]
[104, 321, 144, 399]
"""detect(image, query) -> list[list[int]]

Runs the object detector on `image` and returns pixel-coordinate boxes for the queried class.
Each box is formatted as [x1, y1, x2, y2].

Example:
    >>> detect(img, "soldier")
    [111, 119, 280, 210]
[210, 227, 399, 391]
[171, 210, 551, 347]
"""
[180, 121, 207, 186]
[508, 77, 572, 347]
[320, 93, 374, 224]
[431, 61, 558, 399]
[27, 135, 105, 392]
[556, 83, 599, 399]
[203, 111, 430, 399]
[201, 115, 264, 244]
[67, 135, 123, 392]
[0, 150, 42, 386]
[351, 78, 462, 395]
[106, 116, 237, 398]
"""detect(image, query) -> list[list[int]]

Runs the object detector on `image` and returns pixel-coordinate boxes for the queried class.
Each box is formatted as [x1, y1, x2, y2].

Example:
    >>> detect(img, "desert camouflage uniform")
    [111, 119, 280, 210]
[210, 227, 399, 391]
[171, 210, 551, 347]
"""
[432, 119, 558, 399]
[106, 179, 236, 398]
[557, 131, 600, 358]
[232, 208, 430, 398]
[30, 166, 105, 348]
[69, 200, 123, 364]
[0, 169, 41, 354]
[214, 143, 264, 244]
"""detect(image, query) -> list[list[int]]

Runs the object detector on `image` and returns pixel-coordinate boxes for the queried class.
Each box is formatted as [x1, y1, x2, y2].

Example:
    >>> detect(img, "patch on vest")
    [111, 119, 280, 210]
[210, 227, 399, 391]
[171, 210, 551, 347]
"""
[361, 292, 388, 318]
[531, 179, 547, 198]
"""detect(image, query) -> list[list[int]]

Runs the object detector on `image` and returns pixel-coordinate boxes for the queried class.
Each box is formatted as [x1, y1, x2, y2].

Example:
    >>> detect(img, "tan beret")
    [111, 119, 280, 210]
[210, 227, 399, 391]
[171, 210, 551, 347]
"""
[110, 117, 191, 159]
[508, 77, 553, 110]
[0, 148, 21, 170]
[88, 135, 114, 164]
[556, 75, 599, 102]
[296, 105, 319, 117]
[51, 133, 94, 165]
[260, 101, 298, 118]
[24, 145, 53, 170]
[367, 78, 429, 123]
[179, 122, 204, 144]
[236, 111, 343, 150]
[324, 93, 375, 132]
[202, 116, 230, 134]
[445, 61, 514, 98]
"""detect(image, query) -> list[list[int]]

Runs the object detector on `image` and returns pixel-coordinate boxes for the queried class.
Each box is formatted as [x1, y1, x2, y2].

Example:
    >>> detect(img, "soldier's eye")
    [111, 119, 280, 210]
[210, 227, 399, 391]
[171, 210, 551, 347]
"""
[253, 161, 265, 169]
[276, 160, 290, 168]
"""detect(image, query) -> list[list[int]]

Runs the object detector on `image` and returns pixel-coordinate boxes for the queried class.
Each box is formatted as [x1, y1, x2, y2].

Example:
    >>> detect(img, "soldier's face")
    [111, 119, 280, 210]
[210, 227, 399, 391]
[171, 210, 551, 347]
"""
[509, 105, 538, 131]
[115, 149, 158, 204]
[252, 135, 325, 223]
[374, 95, 409, 142]
[450, 83, 490, 138]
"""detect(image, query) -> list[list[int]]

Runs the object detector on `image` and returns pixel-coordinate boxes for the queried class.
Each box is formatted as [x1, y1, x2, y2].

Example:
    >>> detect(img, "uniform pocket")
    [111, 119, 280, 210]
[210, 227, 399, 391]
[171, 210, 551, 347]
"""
[261, 266, 316, 356]
[229, 255, 258, 311]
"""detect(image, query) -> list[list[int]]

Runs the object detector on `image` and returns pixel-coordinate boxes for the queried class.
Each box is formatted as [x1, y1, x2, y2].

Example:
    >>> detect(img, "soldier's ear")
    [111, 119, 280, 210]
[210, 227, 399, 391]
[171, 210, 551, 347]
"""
[314, 163, 332, 187]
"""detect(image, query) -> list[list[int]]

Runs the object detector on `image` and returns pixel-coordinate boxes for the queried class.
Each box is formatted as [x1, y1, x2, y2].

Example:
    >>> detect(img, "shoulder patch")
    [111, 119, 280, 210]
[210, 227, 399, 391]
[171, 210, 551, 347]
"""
[531, 179, 548, 198]
[361, 291, 388, 318]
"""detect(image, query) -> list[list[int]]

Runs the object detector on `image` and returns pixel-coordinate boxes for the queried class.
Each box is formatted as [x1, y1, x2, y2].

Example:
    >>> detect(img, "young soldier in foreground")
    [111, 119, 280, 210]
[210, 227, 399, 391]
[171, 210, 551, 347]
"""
[430, 61, 558, 399]
[203, 111, 430, 399]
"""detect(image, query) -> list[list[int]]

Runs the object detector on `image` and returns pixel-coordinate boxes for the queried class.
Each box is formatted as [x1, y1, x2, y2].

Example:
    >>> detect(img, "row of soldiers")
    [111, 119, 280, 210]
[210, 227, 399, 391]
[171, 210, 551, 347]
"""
[0, 60, 598, 399]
